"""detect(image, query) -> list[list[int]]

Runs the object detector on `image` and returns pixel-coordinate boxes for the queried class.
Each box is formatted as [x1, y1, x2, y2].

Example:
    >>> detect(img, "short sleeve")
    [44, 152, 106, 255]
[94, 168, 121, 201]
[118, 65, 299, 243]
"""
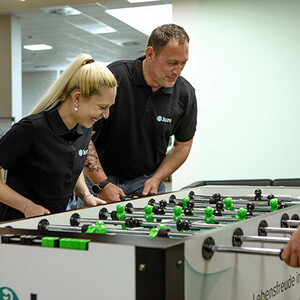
[0, 118, 34, 170]
[174, 93, 197, 142]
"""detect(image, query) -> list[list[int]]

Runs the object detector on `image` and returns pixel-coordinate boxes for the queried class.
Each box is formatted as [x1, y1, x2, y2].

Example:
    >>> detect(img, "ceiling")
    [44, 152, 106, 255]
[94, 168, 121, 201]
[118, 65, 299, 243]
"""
[7, 0, 172, 72]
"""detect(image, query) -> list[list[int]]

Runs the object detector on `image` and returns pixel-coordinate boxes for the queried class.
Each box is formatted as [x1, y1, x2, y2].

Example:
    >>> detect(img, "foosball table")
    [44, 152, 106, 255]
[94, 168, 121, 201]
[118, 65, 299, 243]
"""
[1, 184, 300, 300]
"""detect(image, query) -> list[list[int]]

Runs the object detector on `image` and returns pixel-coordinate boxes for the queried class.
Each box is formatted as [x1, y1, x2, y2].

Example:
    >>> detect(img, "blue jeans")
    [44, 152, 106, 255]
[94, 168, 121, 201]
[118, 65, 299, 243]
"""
[85, 173, 166, 198]
[66, 194, 84, 211]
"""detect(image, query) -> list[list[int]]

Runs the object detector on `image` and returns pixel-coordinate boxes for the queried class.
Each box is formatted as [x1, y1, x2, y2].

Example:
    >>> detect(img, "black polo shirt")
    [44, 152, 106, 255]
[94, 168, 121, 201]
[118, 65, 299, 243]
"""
[93, 56, 197, 179]
[0, 108, 92, 221]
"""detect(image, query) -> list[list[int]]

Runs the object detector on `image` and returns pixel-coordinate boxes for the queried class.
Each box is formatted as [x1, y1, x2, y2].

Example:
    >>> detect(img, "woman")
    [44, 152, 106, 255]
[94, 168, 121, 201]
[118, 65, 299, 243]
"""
[0, 54, 117, 221]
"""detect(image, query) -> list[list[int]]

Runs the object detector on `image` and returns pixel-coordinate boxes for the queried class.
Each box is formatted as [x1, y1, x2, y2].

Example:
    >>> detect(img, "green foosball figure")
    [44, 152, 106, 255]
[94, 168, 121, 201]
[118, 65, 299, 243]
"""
[86, 221, 108, 234]
[224, 197, 235, 211]
[204, 206, 215, 224]
[116, 204, 128, 229]
[173, 205, 183, 222]
[237, 207, 247, 222]
[148, 224, 168, 238]
[144, 204, 154, 222]
[269, 198, 278, 211]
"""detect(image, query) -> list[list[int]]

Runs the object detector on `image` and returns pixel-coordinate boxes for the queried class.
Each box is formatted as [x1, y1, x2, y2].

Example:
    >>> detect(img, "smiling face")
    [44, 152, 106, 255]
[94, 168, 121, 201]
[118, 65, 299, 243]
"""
[75, 86, 116, 128]
[145, 39, 189, 91]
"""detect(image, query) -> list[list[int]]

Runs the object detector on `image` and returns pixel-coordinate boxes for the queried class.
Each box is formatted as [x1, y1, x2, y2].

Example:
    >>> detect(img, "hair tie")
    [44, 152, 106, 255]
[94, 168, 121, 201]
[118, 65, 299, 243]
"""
[83, 58, 95, 65]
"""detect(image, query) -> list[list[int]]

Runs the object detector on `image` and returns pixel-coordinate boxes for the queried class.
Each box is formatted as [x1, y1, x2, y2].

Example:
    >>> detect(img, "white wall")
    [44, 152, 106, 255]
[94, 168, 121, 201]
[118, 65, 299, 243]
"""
[22, 71, 57, 116]
[172, 0, 300, 190]
[11, 16, 22, 123]
[20, 0, 300, 190]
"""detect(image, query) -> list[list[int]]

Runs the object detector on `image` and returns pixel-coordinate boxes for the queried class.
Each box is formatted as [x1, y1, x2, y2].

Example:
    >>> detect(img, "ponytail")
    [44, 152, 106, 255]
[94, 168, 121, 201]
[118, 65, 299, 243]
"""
[30, 54, 117, 115]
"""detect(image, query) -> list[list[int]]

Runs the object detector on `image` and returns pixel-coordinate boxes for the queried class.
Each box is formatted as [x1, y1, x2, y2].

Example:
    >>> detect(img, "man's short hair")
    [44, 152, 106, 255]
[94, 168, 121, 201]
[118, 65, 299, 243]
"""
[147, 24, 189, 56]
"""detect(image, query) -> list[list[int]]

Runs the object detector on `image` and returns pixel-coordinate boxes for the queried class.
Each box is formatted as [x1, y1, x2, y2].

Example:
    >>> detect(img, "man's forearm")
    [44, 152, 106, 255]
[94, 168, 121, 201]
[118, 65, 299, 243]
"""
[152, 139, 193, 183]
[84, 141, 125, 202]
[84, 140, 108, 184]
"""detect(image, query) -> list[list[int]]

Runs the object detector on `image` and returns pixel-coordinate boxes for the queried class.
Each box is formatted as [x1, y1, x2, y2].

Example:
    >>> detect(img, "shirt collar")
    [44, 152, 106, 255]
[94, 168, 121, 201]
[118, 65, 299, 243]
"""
[132, 56, 175, 95]
[46, 108, 84, 137]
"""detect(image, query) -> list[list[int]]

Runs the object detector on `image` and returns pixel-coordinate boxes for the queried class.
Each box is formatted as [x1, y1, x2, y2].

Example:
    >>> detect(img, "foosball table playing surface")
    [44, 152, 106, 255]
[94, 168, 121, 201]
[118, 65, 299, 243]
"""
[1, 185, 300, 300]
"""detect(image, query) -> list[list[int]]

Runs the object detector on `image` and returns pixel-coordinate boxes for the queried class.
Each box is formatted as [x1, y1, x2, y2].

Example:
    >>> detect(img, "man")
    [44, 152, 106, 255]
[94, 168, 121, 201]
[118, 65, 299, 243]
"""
[281, 226, 300, 267]
[84, 24, 197, 202]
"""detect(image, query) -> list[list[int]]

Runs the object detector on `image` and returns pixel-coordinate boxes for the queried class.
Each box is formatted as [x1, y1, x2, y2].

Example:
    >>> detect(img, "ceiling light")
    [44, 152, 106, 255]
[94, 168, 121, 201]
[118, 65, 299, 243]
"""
[40, 6, 81, 16]
[24, 44, 53, 51]
[127, 0, 159, 3]
[105, 4, 172, 36]
[34, 65, 49, 68]
[66, 21, 116, 35]
[108, 38, 139, 47]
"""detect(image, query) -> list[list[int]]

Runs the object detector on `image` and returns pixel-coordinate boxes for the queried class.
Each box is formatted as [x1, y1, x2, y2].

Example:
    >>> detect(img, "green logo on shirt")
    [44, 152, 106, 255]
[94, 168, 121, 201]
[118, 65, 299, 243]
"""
[0, 287, 19, 300]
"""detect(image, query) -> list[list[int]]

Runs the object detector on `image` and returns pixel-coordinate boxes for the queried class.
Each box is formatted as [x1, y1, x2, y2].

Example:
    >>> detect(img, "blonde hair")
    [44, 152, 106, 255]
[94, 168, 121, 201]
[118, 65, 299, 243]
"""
[30, 54, 117, 115]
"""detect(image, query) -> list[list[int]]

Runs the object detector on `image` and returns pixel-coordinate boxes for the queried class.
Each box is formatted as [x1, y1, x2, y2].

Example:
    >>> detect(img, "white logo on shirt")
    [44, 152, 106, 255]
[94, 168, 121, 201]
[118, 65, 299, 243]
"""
[78, 149, 89, 156]
[156, 115, 172, 123]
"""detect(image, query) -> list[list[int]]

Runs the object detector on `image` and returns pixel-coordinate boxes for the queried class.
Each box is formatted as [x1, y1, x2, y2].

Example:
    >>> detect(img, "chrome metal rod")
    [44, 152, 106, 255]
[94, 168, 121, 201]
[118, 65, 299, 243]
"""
[106, 229, 150, 235]
[47, 224, 192, 238]
[47, 224, 82, 232]
[284, 220, 300, 226]
[286, 201, 300, 205]
[75, 216, 220, 231]
[77, 217, 176, 228]
[192, 195, 300, 202]
[77, 217, 101, 224]
[189, 207, 264, 216]
[185, 209, 238, 216]
[108, 229, 193, 238]
[263, 227, 297, 234]
[190, 223, 226, 229]
[91, 219, 126, 226]
[239, 235, 289, 244]
[123, 213, 237, 223]
[191, 199, 270, 205]
[211, 245, 282, 256]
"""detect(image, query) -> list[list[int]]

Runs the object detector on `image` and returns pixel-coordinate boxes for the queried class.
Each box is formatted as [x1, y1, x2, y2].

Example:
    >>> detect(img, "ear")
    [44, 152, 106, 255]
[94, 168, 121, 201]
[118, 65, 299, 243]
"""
[145, 46, 155, 61]
[72, 91, 82, 107]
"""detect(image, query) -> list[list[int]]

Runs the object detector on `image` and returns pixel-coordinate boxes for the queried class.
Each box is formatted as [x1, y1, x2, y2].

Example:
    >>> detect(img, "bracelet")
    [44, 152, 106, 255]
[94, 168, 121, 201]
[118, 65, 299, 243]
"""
[83, 194, 93, 202]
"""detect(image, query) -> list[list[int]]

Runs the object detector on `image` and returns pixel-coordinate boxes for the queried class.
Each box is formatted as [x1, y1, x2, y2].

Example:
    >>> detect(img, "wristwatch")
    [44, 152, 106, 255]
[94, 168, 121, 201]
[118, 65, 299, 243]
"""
[92, 179, 110, 194]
